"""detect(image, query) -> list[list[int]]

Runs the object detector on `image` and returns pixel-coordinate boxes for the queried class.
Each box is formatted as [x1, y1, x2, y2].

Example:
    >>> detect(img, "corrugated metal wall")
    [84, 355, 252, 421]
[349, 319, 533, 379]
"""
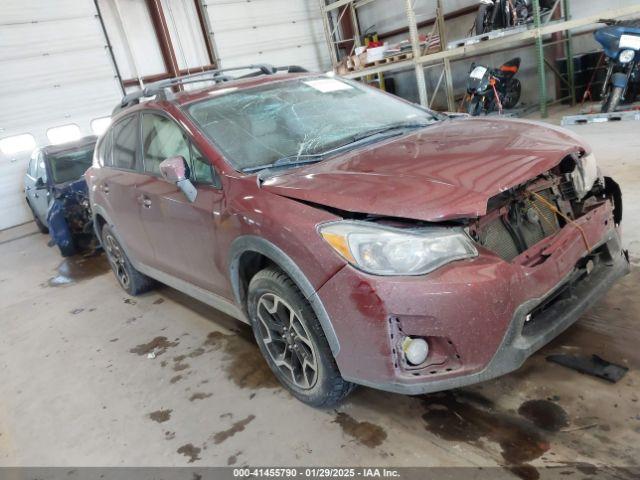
[0, 0, 122, 230]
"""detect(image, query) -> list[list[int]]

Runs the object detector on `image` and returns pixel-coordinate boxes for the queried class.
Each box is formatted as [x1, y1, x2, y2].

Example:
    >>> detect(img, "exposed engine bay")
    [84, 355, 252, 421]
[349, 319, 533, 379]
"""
[468, 152, 621, 264]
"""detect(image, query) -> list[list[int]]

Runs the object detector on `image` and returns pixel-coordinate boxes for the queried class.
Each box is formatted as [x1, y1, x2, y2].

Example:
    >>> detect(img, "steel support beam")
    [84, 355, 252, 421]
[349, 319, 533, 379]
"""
[405, 0, 427, 106]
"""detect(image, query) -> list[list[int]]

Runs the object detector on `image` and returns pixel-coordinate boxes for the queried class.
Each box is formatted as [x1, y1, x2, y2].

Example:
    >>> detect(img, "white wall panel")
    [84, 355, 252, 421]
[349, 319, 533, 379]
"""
[162, 0, 211, 70]
[0, 0, 121, 230]
[204, 0, 330, 71]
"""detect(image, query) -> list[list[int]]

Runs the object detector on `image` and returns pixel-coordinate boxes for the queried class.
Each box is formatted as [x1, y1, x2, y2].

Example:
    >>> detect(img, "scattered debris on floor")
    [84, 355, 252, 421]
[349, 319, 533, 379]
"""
[148, 409, 172, 423]
[129, 337, 179, 357]
[546, 354, 628, 383]
[212, 415, 255, 444]
[176, 443, 201, 463]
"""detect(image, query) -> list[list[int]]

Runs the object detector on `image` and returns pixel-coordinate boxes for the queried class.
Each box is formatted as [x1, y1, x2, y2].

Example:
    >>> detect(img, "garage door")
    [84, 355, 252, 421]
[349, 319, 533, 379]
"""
[203, 0, 331, 71]
[0, 0, 122, 230]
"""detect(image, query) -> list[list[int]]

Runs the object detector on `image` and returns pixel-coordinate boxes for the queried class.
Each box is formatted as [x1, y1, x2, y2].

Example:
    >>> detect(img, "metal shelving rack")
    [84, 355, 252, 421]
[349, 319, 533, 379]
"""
[319, 0, 640, 117]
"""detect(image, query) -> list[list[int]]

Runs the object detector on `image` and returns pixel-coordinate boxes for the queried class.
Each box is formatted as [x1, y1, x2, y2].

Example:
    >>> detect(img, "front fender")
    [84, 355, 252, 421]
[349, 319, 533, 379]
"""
[228, 235, 341, 356]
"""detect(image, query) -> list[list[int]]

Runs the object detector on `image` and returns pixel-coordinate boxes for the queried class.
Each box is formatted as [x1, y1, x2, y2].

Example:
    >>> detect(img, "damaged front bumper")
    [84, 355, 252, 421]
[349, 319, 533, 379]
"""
[47, 179, 94, 257]
[316, 201, 630, 395]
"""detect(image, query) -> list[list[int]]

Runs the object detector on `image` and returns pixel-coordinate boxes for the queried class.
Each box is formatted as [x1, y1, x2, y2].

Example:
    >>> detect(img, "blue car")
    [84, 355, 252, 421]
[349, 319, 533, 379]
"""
[24, 136, 97, 257]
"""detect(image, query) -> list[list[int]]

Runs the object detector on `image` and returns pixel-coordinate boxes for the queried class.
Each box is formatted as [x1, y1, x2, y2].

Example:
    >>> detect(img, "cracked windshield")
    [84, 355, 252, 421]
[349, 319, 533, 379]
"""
[187, 76, 439, 172]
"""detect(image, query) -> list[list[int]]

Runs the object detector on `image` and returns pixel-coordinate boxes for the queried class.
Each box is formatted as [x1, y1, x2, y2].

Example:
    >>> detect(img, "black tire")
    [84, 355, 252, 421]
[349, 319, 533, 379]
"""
[58, 240, 76, 258]
[466, 96, 483, 116]
[101, 224, 155, 295]
[475, 4, 490, 34]
[28, 201, 48, 234]
[603, 86, 623, 113]
[247, 266, 355, 407]
[503, 77, 521, 109]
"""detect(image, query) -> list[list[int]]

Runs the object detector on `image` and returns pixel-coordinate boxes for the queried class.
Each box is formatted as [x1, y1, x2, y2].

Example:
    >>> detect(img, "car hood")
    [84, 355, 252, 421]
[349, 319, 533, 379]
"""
[261, 117, 587, 221]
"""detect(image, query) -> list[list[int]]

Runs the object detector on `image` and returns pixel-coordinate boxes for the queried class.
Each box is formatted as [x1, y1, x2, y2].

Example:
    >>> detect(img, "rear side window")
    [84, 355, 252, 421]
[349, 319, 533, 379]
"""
[96, 130, 113, 167]
[112, 115, 138, 170]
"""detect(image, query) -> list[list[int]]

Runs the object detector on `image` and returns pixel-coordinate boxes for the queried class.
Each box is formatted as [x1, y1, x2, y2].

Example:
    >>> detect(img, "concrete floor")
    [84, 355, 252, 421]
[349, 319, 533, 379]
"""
[1, 105, 639, 476]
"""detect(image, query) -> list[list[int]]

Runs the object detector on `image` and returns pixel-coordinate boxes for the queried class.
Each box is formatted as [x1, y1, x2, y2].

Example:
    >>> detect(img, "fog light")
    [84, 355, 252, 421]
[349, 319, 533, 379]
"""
[402, 337, 429, 366]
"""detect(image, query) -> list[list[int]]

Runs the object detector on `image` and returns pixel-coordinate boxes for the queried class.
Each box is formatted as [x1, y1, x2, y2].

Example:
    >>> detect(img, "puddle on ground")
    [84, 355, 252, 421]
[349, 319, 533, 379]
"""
[227, 451, 242, 466]
[212, 414, 255, 444]
[177, 443, 201, 463]
[46, 253, 110, 287]
[149, 409, 172, 423]
[333, 412, 387, 448]
[518, 400, 569, 432]
[130, 337, 179, 357]
[189, 392, 212, 402]
[422, 391, 550, 474]
[203, 330, 280, 390]
[170, 375, 183, 384]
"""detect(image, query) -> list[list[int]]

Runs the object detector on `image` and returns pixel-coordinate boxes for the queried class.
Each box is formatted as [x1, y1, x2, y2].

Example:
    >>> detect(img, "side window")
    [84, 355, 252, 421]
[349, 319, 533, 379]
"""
[27, 151, 38, 177]
[142, 113, 190, 175]
[36, 153, 47, 182]
[112, 115, 138, 170]
[190, 144, 216, 185]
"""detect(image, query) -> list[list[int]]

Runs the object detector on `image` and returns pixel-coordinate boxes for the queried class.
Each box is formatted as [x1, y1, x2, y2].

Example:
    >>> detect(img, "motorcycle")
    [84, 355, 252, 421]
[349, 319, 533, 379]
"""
[465, 58, 522, 115]
[475, 0, 553, 35]
[594, 19, 640, 113]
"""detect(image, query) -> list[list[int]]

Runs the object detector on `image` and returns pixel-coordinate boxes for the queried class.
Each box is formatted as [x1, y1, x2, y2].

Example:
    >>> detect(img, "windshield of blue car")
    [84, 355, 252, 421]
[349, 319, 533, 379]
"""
[48, 146, 95, 184]
[186, 76, 440, 172]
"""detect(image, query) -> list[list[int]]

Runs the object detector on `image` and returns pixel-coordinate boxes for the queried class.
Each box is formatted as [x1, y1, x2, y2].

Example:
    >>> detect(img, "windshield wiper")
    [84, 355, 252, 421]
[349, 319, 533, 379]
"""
[242, 153, 326, 174]
[349, 121, 431, 142]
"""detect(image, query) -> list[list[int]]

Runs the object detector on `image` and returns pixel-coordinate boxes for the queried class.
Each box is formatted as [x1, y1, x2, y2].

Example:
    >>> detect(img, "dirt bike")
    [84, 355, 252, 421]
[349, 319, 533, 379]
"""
[465, 58, 522, 115]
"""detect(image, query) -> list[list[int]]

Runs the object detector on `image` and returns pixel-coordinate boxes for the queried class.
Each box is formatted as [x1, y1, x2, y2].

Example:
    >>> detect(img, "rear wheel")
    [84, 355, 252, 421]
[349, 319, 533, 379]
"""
[475, 4, 490, 34]
[247, 266, 355, 407]
[503, 78, 521, 109]
[101, 224, 155, 295]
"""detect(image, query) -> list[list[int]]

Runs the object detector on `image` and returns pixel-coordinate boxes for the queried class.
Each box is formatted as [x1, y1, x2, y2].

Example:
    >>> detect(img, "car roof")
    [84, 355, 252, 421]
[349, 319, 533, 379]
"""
[171, 72, 316, 106]
[41, 135, 97, 156]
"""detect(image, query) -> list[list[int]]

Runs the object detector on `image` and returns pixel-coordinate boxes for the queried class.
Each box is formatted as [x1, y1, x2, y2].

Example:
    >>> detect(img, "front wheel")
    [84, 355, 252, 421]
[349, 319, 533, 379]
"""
[28, 202, 48, 234]
[466, 96, 483, 116]
[247, 266, 355, 407]
[602, 86, 623, 113]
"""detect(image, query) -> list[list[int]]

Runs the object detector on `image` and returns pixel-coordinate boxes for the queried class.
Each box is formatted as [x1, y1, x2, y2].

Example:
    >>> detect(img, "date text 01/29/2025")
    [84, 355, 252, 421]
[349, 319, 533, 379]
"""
[232, 468, 400, 478]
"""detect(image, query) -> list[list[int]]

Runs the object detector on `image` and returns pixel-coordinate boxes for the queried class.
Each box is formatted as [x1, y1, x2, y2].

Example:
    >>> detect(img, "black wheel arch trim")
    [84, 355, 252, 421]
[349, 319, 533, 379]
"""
[228, 235, 340, 356]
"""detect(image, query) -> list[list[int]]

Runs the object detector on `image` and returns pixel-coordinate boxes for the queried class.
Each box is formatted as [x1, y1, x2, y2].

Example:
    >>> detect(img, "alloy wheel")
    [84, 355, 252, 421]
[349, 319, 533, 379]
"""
[104, 233, 130, 289]
[256, 293, 318, 390]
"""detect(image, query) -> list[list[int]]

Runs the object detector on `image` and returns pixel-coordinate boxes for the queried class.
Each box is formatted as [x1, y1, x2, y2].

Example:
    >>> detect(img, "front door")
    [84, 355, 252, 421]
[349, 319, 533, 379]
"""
[136, 112, 227, 294]
[30, 151, 51, 224]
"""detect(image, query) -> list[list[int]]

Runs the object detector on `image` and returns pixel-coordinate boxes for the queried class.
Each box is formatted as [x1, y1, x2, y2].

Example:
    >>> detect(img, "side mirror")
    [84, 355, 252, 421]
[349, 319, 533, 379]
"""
[35, 177, 45, 189]
[159, 156, 197, 203]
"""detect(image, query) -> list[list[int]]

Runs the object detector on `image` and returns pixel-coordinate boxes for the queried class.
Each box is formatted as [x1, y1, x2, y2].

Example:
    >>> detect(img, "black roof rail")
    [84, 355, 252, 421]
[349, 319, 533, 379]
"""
[113, 63, 292, 114]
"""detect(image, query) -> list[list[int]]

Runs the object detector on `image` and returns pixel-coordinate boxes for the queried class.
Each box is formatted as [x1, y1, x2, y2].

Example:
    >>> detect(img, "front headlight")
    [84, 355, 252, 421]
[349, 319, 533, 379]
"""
[619, 49, 635, 64]
[571, 152, 599, 200]
[319, 221, 477, 275]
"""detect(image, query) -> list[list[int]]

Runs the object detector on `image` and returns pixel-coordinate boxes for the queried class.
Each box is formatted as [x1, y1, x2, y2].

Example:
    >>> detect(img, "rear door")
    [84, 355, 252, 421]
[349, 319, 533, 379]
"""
[136, 111, 226, 294]
[98, 113, 155, 266]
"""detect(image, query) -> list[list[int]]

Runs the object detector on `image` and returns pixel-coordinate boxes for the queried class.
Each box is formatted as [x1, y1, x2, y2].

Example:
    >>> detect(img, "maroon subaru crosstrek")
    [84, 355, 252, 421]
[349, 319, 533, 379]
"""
[87, 65, 629, 407]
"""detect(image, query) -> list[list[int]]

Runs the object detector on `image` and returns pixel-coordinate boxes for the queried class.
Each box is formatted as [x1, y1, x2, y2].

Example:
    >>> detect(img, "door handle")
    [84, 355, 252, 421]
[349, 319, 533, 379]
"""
[137, 194, 152, 208]
[34, 192, 39, 198]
